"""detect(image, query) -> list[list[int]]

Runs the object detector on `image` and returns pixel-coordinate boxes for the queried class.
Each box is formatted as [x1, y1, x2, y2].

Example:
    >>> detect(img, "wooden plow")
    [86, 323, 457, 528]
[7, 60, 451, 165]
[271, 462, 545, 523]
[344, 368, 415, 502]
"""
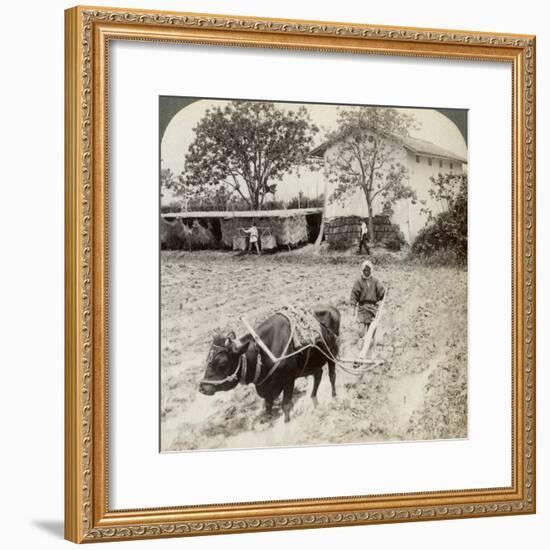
[337, 287, 389, 370]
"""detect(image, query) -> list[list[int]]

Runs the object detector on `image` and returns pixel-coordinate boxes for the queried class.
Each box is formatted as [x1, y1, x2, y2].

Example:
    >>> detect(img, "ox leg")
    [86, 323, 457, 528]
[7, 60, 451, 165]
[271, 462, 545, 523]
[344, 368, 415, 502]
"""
[282, 381, 295, 423]
[311, 369, 322, 407]
[328, 362, 337, 398]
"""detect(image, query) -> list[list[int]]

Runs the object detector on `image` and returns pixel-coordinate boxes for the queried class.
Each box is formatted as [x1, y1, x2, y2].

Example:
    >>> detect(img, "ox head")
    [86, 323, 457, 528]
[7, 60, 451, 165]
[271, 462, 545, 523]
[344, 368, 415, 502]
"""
[198, 332, 250, 396]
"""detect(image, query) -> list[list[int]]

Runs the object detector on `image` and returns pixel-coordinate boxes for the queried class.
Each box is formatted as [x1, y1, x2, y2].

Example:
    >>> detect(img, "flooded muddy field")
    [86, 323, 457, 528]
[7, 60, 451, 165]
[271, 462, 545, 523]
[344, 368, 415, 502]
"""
[160, 249, 467, 452]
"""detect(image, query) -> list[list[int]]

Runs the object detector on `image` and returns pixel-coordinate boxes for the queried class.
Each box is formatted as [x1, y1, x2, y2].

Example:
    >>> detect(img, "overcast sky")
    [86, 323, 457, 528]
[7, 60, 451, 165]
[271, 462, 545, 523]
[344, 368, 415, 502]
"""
[161, 100, 468, 202]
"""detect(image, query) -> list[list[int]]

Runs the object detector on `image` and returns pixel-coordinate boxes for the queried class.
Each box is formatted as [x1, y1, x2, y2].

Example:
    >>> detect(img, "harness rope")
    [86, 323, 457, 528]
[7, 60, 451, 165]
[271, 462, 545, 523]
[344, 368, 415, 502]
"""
[203, 308, 381, 389]
[244, 313, 381, 379]
[201, 344, 245, 386]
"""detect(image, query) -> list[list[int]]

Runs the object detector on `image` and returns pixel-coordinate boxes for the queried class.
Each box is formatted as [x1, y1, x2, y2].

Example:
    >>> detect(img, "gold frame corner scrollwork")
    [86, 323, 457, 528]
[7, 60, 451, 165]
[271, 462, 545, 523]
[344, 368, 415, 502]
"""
[65, 5, 536, 544]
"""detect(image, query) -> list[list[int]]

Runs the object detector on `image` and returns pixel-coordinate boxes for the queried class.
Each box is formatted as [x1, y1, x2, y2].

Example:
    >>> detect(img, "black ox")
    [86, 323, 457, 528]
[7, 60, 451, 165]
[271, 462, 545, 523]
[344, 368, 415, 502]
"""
[199, 305, 340, 422]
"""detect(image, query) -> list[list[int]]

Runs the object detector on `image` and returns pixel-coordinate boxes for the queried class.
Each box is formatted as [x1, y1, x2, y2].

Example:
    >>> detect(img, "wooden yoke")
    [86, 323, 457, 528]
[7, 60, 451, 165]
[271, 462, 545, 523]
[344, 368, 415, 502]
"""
[240, 317, 279, 364]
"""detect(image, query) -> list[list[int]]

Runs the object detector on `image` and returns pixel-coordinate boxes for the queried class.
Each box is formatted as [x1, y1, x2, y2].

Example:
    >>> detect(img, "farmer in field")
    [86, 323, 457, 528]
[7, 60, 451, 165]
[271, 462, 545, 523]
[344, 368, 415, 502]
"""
[358, 218, 370, 255]
[350, 260, 385, 346]
[241, 222, 261, 255]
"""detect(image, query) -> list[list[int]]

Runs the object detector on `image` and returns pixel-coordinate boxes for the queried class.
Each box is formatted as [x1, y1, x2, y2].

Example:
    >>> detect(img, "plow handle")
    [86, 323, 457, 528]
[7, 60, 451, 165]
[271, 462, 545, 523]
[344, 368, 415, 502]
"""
[359, 286, 389, 358]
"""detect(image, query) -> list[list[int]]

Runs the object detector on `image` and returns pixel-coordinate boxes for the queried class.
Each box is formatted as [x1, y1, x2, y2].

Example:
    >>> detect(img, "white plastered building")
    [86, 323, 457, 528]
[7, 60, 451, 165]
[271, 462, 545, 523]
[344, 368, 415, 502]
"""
[311, 134, 467, 244]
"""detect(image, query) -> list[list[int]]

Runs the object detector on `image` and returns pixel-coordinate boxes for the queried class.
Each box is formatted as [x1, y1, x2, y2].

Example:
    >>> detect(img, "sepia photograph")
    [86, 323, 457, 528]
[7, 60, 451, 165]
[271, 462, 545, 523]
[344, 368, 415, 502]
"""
[159, 97, 468, 452]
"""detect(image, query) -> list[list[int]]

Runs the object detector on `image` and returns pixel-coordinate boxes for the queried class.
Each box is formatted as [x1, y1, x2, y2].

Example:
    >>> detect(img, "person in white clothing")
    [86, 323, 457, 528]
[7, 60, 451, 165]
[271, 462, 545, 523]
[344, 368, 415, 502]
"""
[241, 222, 261, 255]
[358, 219, 370, 255]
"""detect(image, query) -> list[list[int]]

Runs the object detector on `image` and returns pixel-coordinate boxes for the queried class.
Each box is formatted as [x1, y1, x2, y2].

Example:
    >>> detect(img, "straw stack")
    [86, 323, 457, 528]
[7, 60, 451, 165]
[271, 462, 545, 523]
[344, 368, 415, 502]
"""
[189, 220, 216, 249]
[260, 234, 277, 250]
[324, 216, 362, 249]
[232, 236, 248, 251]
[280, 215, 308, 246]
[220, 215, 308, 249]
[325, 215, 402, 249]
[160, 218, 217, 250]
[160, 217, 189, 250]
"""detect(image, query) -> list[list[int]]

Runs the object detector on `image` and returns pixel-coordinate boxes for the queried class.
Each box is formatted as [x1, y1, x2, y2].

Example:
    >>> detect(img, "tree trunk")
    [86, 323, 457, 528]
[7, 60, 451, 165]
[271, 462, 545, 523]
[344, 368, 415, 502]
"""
[253, 182, 262, 210]
[314, 171, 330, 249]
[366, 195, 375, 243]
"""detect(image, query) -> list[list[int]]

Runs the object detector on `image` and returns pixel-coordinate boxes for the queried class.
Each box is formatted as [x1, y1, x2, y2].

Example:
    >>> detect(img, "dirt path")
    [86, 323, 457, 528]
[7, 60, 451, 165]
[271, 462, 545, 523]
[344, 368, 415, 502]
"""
[160, 250, 467, 451]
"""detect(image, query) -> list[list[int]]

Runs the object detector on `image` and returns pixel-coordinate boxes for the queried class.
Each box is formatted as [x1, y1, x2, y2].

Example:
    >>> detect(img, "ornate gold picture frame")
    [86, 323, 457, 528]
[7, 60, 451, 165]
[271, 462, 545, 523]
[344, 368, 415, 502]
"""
[65, 5, 536, 543]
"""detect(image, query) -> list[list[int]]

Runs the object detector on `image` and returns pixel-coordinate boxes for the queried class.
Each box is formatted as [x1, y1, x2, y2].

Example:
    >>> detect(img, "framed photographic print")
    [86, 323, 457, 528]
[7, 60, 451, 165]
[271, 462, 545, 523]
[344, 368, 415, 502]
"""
[65, 5, 536, 543]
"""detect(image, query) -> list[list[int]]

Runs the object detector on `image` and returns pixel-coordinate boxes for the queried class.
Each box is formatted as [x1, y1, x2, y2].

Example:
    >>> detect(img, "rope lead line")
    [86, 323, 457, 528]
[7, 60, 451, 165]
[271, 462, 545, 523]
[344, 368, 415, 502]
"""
[241, 314, 381, 377]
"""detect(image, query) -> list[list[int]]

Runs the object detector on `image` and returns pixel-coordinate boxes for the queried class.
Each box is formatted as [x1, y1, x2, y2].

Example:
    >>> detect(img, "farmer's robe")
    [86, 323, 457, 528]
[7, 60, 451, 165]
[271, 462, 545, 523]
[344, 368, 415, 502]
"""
[350, 275, 386, 326]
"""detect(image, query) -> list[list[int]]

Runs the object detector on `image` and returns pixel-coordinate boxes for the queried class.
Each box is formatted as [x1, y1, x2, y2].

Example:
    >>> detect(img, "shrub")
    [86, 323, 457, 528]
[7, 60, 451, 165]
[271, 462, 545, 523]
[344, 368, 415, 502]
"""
[382, 230, 406, 251]
[160, 202, 182, 214]
[411, 174, 467, 264]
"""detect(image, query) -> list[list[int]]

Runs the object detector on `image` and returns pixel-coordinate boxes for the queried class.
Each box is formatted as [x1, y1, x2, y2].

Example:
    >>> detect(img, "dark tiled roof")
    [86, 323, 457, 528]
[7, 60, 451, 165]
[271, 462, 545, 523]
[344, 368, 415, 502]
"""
[309, 142, 329, 158]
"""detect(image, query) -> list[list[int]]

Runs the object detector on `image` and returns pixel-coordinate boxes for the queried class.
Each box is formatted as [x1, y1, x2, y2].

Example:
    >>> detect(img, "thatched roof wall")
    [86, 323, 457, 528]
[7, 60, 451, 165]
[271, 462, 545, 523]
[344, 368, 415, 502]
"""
[161, 207, 322, 219]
